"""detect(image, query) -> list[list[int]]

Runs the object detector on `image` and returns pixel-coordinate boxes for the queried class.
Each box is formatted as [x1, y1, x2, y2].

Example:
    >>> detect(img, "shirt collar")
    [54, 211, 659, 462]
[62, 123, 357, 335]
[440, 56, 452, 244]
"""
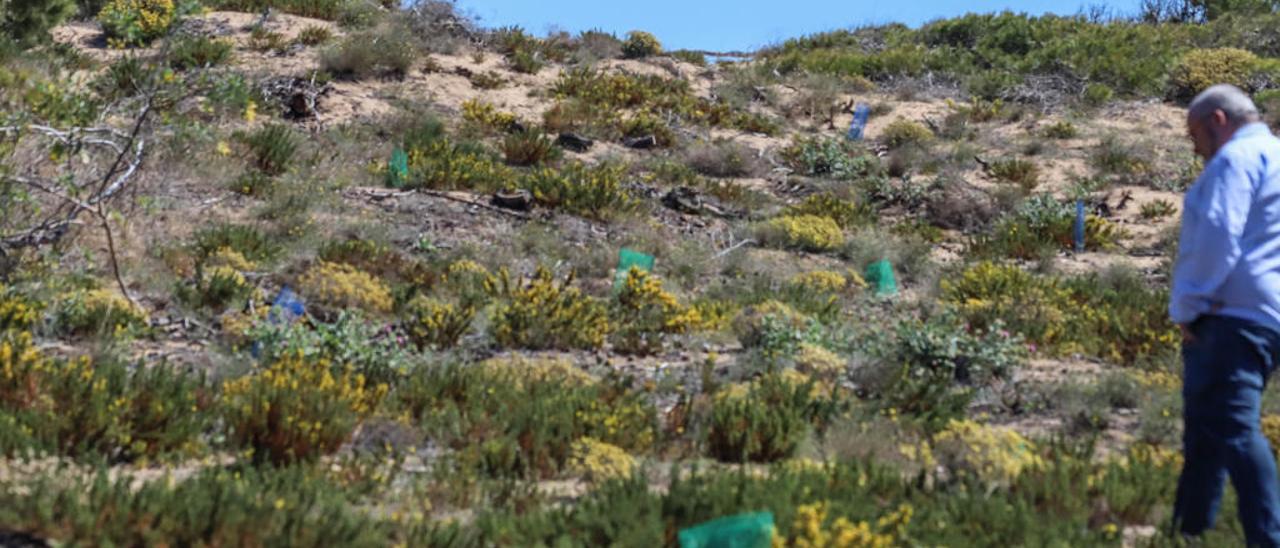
[1232, 122, 1272, 141]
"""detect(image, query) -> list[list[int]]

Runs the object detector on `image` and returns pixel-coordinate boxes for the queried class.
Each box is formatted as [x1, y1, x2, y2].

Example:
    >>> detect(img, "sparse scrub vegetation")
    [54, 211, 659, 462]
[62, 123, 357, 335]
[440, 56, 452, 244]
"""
[622, 30, 662, 59]
[320, 25, 414, 80]
[168, 35, 233, 70]
[1, 2, 1264, 544]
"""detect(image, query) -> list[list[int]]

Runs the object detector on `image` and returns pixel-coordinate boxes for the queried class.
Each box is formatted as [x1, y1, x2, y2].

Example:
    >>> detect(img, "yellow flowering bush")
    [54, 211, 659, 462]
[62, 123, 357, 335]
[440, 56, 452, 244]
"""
[880, 118, 934, 149]
[1264, 415, 1280, 457]
[401, 138, 514, 192]
[794, 343, 845, 381]
[942, 261, 1178, 364]
[518, 162, 636, 221]
[0, 285, 39, 333]
[400, 362, 653, 478]
[776, 502, 911, 548]
[790, 270, 859, 296]
[785, 194, 870, 230]
[181, 248, 260, 311]
[0, 331, 44, 410]
[758, 215, 845, 252]
[611, 267, 701, 355]
[567, 437, 636, 483]
[707, 372, 817, 462]
[932, 419, 1042, 485]
[297, 261, 394, 318]
[1, 328, 208, 460]
[222, 354, 387, 465]
[403, 295, 474, 350]
[98, 0, 176, 48]
[54, 288, 148, 339]
[318, 237, 434, 288]
[1171, 48, 1259, 100]
[489, 266, 610, 351]
[622, 30, 662, 59]
[478, 355, 597, 387]
[461, 99, 519, 132]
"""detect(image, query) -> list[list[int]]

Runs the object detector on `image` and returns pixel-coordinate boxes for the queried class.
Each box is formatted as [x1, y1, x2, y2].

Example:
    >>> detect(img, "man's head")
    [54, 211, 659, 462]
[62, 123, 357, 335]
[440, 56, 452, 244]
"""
[1187, 84, 1261, 160]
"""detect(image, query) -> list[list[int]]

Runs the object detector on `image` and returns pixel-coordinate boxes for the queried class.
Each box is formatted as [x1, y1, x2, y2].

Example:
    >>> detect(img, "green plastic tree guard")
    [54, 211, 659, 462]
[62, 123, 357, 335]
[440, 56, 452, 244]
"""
[678, 512, 775, 548]
[865, 259, 898, 297]
[387, 148, 409, 189]
[613, 248, 655, 291]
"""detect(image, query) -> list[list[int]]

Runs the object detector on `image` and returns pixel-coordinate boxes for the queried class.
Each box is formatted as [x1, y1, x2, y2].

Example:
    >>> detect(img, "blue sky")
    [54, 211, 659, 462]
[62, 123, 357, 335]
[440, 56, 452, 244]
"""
[455, 0, 1147, 52]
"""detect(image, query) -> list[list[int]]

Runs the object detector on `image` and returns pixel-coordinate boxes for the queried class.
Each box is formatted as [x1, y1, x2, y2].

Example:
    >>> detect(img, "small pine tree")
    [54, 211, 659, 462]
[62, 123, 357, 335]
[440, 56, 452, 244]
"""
[1, 0, 77, 47]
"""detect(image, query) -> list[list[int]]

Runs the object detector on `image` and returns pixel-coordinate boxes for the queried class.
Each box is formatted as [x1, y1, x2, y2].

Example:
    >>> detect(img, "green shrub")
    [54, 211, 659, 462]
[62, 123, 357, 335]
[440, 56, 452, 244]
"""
[178, 255, 256, 311]
[731, 300, 814, 358]
[622, 30, 662, 59]
[168, 35, 233, 70]
[706, 373, 820, 462]
[619, 111, 676, 147]
[942, 261, 1178, 364]
[320, 26, 414, 80]
[987, 157, 1040, 190]
[53, 288, 148, 339]
[518, 162, 636, 221]
[401, 138, 513, 192]
[610, 268, 701, 355]
[575, 28, 623, 61]
[397, 360, 655, 478]
[191, 223, 278, 264]
[97, 0, 178, 47]
[1092, 134, 1155, 184]
[972, 194, 1126, 259]
[489, 266, 610, 351]
[1171, 47, 1259, 100]
[508, 48, 544, 74]
[881, 118, 935, 149]
[294, 24, 332, 46]
[1140, 199, 1177, 220]
[756, 215, 845, 252]
[1043, 120, 1079, 139]
[785, 193, 871, 230]
[0, 466, 391, 545]
[245, 311, 415, 386]
[878, 314, 1025, 430]
[670, 49, 707, 66]
[501, 129, 562, 166]
[402, 295, 474, 350]
[684, 139, 761, 178]
[1, 0, 75, 47]
[222, 354, 386, 465]
[1083, 83, 1115, 106]
[1, 332, 209, 461]
[246, 26, 288, 53]
[238, 124, 298, 176]
[94, 56, 152, 100]
[205, 0, 346, 20]
[469, 70, 507, 89]
[781, 135, 880, 179]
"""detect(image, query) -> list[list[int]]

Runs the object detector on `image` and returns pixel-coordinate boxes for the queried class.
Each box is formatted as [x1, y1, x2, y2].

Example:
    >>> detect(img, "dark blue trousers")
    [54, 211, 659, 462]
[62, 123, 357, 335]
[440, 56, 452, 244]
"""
[1174, 315, 1280, 546]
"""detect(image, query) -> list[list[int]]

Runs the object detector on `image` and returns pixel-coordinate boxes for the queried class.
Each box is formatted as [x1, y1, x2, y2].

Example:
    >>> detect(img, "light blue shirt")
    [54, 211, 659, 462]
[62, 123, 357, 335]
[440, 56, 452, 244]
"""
[1171, 122, 1280, 333]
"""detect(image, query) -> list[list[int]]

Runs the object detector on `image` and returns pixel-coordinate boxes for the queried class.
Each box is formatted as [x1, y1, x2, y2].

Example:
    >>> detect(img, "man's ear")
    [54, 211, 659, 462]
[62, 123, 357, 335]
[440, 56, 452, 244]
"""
[1213, 109, 1229, 127]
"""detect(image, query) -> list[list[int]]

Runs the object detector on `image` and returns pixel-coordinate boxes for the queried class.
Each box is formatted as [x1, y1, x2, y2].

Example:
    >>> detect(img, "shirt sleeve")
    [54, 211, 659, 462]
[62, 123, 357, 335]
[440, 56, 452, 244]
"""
[1169, 153, 1256, 324]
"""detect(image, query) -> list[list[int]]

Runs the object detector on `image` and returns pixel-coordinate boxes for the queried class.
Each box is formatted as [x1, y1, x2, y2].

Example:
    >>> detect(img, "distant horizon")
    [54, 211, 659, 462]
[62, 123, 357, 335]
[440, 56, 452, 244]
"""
[454, 0, 1148, 52]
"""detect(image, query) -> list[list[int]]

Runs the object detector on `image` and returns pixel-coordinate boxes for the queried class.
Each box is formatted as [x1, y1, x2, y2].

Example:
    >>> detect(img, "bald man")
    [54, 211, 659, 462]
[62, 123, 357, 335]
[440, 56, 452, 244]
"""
[1171, 84, 1280, 545]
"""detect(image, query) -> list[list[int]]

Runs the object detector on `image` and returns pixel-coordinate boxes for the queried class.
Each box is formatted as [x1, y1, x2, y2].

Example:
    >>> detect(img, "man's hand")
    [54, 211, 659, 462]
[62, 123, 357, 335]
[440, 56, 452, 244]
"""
[1180, 323, 1196, 344]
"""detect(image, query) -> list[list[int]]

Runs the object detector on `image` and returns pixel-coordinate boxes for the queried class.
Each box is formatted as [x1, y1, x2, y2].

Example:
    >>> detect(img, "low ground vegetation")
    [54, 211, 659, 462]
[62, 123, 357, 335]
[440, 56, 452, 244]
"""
[0, 0, 1249, 544]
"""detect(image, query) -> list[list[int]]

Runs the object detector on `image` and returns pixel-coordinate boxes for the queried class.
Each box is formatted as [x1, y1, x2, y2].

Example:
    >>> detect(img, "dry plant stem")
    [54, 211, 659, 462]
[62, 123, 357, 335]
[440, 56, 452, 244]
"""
[0, 101, 154, 306]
